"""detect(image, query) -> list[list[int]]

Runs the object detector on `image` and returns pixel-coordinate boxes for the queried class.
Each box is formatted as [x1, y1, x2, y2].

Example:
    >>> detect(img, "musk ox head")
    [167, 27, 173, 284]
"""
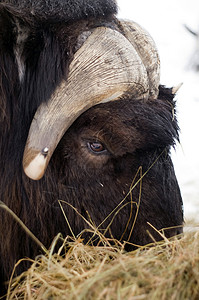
[23, 20, 160, 180]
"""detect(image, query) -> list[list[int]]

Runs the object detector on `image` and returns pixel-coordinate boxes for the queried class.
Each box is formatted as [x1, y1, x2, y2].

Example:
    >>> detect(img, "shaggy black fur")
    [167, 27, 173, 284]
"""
[0, 0, 117, 23]
[0, 0, 183, 296]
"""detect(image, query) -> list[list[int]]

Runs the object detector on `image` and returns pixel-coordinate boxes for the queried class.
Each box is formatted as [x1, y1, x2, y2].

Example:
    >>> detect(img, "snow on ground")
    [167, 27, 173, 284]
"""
[117, 0, 199, 223]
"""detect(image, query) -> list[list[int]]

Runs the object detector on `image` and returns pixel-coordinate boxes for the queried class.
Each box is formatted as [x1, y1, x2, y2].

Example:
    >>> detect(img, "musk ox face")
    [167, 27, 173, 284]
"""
[47, 90, 183, 246]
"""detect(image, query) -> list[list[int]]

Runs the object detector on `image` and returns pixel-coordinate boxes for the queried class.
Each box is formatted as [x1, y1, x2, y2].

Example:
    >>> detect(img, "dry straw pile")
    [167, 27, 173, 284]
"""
[6, 227, 199, 300]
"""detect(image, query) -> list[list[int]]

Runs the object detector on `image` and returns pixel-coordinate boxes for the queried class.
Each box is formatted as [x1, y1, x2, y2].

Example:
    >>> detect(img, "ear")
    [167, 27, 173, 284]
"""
[130, 86, 179, 151]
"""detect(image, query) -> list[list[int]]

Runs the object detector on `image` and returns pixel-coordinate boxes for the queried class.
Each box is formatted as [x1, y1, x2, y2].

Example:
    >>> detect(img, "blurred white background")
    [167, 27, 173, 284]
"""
[117, 0, 199, 223]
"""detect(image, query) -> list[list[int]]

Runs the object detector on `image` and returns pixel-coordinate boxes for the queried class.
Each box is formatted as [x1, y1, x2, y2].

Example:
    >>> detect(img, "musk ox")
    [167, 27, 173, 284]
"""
[0, 0, 183, 294]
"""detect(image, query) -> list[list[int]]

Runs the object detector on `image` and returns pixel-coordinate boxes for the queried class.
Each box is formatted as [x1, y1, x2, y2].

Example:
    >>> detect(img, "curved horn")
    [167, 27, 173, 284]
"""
[23, 26, 156, 180]
[119, 20, 160, 100]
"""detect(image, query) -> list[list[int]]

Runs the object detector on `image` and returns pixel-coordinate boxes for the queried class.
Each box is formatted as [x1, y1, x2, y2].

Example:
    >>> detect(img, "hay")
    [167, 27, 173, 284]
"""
[6, 230, 199, 300]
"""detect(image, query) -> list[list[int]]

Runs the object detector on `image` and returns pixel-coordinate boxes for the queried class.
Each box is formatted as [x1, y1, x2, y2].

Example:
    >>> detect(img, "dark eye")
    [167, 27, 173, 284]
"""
[87, 141, 107, 154]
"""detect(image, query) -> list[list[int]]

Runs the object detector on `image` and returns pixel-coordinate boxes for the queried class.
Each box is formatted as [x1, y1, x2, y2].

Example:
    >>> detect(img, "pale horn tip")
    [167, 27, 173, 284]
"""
[23, 149, 49, 180]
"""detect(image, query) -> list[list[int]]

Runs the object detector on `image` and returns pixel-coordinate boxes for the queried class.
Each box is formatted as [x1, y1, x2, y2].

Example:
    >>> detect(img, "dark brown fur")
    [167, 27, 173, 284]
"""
[0, 1, 183, 295]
